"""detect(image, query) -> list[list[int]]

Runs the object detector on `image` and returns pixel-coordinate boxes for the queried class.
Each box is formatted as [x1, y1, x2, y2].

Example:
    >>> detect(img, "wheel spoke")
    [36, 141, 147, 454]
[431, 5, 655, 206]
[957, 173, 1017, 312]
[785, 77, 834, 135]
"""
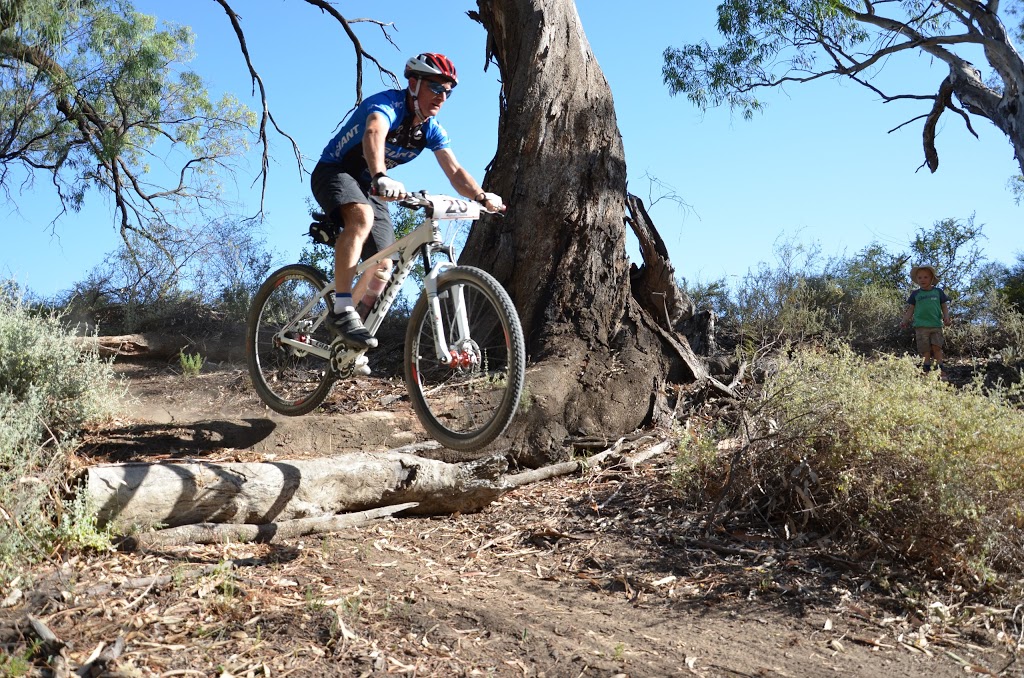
[247, 266, 335, 415]
[405, 267, 525, 451]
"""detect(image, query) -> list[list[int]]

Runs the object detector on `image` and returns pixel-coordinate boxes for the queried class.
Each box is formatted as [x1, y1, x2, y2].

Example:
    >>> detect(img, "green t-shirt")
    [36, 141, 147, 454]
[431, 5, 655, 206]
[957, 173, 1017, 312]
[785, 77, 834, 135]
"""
[907, 287, 950, 328]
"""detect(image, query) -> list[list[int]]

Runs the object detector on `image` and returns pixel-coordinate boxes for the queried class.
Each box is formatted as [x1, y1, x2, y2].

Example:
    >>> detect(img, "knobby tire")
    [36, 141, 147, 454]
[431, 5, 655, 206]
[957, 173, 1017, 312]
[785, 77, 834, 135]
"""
[404, 266, 526, 451]
[246, 264, 335, 416]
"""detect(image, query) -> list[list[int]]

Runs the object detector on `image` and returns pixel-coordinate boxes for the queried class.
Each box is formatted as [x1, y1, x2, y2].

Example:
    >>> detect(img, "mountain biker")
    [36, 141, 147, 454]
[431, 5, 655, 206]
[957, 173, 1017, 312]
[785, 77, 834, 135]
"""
[311, 52, 504, 351]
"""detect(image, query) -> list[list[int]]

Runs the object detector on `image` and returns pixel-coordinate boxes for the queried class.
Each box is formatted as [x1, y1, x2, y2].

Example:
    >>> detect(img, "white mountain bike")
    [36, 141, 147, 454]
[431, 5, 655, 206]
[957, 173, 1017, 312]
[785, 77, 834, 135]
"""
[245, 192, 526, 452]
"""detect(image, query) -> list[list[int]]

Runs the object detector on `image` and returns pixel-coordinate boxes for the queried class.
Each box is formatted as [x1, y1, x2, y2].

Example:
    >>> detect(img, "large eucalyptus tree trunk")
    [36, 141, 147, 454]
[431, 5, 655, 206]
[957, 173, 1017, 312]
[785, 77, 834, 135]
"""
[464, 0, 683, 465]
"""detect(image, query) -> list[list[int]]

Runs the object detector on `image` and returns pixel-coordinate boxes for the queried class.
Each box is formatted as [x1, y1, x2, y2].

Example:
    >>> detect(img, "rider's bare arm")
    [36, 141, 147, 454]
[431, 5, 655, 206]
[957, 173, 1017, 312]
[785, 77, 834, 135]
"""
[362, 113, 391, 178]
[434, 149, 504, 211]
[365, 113, 407, 199]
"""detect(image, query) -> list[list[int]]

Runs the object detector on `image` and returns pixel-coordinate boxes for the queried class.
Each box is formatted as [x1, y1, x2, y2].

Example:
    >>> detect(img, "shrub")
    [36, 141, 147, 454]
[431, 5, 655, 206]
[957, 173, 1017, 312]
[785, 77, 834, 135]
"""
[179, 349, 205, 378]
[680, 221, 1024, 361]
[943, 290, 1024, 360]
[836, 283, 905, 353]
[0, 286, 122, 582]
[687, 343, 1024, 587]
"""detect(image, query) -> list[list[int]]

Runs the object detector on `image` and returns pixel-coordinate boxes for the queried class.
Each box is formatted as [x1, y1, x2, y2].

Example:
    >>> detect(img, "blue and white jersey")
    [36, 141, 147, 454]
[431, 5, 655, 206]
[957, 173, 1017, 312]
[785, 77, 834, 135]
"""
[319, 89, 451, 183]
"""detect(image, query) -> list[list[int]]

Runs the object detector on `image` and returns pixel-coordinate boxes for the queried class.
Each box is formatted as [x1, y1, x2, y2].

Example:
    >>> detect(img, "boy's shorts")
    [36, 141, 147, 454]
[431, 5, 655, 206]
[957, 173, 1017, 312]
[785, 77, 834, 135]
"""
[914, 327, 944, 354]
[310, 162, 395, 260]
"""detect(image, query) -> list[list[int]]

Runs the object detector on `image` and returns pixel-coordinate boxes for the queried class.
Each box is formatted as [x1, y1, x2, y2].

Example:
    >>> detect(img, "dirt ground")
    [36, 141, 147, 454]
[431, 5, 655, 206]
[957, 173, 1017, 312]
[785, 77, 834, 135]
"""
[2, 357, 1022, 677]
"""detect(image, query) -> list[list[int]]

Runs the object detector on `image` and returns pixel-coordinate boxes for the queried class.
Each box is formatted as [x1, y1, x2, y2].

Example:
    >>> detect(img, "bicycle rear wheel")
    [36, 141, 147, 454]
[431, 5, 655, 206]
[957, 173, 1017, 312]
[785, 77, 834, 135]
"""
[404, 266, 526, 451]
[246, 264, 335, 415]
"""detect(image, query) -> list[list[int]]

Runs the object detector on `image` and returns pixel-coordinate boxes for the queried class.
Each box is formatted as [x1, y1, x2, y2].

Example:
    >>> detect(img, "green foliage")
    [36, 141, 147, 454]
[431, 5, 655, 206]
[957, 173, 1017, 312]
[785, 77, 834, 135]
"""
[1012, 174, 1024, 204]
[689, 344, 1024, 583]
[60, 216, 275, 332]
[179, 348, 204, 377]
[387, 202, 436, 284]
[680, 276, 735, 319]
[298, 243, 334, 282]
[702, 236, 849, 349]
[837, 282, 906, 350]
[663, 0, 868, 118]
[199, 221, 276, 321]
[57, 491, 113, 552]
[665, 1, 1024, 188]
[836, 243, 908, 292]
[673, 422, 731, 499]
[299, 203, 427, 283]
[0, 651, 31, 677]
[1, 0, 256, 243]
[684, 216, 1017, 358]
[909, 215, 996, 321]
[999, 252, 1024, 315]
[0, 283, 122, 582]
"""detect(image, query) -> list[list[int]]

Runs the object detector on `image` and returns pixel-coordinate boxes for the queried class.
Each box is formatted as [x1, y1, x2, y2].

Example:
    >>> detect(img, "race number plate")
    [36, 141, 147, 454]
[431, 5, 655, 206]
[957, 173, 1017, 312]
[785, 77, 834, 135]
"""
[427, 195, 481, 220]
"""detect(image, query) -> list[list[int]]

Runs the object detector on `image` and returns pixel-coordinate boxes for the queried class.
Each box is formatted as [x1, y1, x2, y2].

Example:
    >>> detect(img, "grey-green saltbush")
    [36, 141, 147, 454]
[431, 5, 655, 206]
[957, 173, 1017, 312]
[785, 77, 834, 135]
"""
[683, 343, 1024, 587]
[0, 289, 123, 581]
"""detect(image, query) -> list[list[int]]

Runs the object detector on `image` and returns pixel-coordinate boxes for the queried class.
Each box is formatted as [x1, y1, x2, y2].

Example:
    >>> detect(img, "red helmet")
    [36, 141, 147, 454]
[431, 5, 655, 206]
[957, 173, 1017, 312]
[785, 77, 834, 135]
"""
[404, 53, 458, 87]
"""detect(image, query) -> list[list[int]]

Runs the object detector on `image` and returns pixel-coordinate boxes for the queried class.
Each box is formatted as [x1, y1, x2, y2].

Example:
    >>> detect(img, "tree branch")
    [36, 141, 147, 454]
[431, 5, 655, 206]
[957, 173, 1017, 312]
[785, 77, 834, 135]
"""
[212, 0, 302, 213]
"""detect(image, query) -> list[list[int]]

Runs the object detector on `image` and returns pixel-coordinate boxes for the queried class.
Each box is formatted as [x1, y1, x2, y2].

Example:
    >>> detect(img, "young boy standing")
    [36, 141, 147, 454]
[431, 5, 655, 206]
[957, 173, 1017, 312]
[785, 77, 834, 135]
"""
[900, 264, 952, 372]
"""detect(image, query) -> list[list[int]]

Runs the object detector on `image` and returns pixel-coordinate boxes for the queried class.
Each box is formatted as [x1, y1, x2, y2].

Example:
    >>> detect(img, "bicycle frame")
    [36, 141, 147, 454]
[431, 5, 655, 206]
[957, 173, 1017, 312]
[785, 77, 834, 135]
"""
[273, 194, 483, 369]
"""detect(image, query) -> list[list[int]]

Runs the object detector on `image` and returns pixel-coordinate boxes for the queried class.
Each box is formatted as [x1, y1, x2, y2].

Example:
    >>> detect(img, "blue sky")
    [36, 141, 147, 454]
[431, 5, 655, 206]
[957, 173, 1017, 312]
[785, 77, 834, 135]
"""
[4, 1, 1021, 298]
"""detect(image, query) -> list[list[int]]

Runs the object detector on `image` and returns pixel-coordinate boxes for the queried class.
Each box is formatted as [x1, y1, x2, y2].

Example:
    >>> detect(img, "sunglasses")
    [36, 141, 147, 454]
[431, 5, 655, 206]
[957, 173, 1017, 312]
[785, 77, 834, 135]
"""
[425, 81, 453, 98]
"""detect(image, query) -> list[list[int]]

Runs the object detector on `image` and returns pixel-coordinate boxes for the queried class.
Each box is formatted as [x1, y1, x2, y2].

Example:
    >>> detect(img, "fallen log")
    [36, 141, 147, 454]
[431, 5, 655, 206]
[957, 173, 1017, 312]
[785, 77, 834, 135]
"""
[86, 450, 509, 532]
[72, 326, 246, 363]
[72, 333, 153, 357]
[85, 439, 675, 550]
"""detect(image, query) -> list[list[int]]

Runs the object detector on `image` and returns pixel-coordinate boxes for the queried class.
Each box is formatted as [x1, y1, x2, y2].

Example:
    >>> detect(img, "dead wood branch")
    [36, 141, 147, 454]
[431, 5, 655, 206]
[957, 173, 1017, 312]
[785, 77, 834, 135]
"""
[80, 636, 126, 677]
[25, 615, 70, 678]
[643, 313, 737, 400]
[78, 560, 254, 597]
[72, 328, 245, 363]
[504, 440, 673, 488]
[125, 502, 419, 551]
[84, 434, 678, 549]
[625, 193, 693, 329]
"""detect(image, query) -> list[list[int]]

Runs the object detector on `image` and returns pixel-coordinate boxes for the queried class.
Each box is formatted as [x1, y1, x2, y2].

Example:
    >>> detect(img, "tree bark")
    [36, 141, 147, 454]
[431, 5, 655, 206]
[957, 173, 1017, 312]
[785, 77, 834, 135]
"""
[466, 0, 691, 466]
[626, 194, 693, 330]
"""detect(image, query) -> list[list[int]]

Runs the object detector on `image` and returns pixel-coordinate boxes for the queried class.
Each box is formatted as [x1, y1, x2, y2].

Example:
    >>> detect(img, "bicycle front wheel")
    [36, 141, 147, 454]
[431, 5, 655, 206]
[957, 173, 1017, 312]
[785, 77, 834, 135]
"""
[405, 266, 526, 451]
[246, 264, 335, 415]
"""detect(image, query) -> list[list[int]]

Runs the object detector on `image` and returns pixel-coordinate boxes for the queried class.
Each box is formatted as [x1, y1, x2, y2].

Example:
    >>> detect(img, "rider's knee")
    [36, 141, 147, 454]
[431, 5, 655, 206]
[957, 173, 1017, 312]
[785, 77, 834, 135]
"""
[338, 202, 374, 231]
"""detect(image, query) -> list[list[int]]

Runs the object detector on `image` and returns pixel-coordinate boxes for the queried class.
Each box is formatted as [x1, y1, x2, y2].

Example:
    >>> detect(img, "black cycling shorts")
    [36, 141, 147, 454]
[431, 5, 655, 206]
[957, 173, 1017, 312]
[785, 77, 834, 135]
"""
[310, 161, 395, 260]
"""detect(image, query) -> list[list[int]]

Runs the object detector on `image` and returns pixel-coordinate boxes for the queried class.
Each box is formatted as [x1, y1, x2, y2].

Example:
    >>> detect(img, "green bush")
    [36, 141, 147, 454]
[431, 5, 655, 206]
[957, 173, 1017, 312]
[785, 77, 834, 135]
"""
[682, 220, 1024, 361]
[943, 290, 1024, 360]
[179, 349, 205, 377]
[836, 283, 905, 352]
[0, 287, 122, 582]
[685, 344, 1024, 586]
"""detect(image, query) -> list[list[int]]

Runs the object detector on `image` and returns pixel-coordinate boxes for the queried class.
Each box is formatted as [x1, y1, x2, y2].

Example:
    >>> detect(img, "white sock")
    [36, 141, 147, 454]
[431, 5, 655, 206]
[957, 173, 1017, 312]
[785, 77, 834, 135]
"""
[334, 294, 353, 314]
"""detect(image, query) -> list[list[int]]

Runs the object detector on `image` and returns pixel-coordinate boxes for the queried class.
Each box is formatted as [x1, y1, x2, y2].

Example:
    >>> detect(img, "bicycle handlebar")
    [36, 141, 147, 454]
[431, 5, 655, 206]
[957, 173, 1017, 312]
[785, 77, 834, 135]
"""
[398, 191, 505, 217]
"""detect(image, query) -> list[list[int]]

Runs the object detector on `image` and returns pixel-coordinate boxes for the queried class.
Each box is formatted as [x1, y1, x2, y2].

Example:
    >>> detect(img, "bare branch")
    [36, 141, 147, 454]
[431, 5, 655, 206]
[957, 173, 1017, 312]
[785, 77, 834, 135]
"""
[212, 0, 302, 213]
[300, 0, 400, 100]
